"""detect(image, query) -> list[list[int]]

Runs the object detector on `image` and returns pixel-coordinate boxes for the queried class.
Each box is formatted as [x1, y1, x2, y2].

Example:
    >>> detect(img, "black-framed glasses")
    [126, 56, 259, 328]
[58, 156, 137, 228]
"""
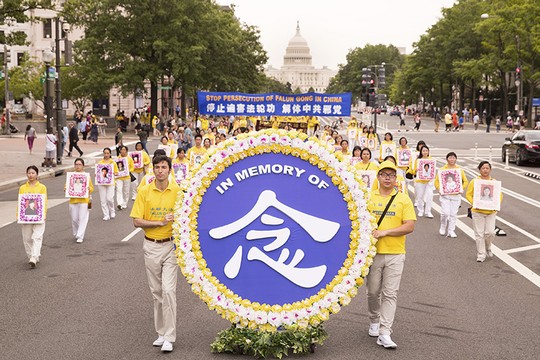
[378, 172, 396, 179]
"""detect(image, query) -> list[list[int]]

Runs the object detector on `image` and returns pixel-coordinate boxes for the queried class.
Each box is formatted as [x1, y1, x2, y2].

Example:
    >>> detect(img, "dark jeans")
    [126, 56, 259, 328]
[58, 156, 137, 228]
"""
[69, 140, 83, 156]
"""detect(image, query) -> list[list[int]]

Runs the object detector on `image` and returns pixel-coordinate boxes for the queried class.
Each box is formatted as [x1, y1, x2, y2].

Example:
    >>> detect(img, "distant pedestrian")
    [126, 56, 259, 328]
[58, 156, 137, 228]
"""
[45, 127, 57, 168]
[485, 113, 492, 133]
[19, 165, 47, 268]
[413, 113, 421, 131]
[434, 110, 441, 132]
[115, 127, 124, 156]
[473, 112, 480, 132]
[24, 125, 37, 154]
[495, 117, 501, 132]
[444, 112, 453, 132]
[89, 119, 99, 143]
[399, 112, 406, 131]
[68, 122, 83, 157]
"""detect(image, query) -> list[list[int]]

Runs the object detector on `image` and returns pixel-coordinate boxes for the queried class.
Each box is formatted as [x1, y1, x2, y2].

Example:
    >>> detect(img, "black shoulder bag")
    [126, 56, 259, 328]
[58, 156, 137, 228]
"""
[377, 193, 398, 227]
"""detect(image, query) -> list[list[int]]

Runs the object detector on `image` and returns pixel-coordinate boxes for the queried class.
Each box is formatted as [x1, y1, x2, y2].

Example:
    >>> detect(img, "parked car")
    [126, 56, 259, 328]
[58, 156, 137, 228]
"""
[389, 109, 401, 116]
[12, 103, 27, 114]
[501, 130, 540, 166]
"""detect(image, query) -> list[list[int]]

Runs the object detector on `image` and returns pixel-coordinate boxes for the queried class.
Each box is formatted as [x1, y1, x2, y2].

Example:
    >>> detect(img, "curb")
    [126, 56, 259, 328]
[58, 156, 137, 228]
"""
[0, 167, 69, 192]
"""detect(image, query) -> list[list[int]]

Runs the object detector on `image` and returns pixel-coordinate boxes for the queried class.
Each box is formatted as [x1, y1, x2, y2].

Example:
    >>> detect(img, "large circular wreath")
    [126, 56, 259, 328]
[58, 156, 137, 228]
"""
[173, 129, 376, 331]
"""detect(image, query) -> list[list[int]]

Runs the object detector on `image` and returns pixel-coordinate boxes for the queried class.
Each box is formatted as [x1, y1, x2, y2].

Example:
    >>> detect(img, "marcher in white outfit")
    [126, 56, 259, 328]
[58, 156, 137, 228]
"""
[96, 147, 119, 221]
[67, 158, 94, 243]
[466, 161, 502, 262]
[115, 145, 134, 210]
[435, 152, 469, 238]
[131, 142, 151, 200]
[408, 145, 434, 218]
[19, 165, 47, 268]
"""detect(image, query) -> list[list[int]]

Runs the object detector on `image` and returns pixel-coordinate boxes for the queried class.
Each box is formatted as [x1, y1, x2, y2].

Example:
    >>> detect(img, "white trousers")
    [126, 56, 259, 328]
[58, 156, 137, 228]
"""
[440, 195, 461, 234]
[366, 254, 406, 335]
[116, 178, 130, 208]
[143, 240, 178, 342]
[69, 203, 89, 240]
[472, 212, 497, 260]
[21, 223, 46, 260]
[98, 185, 116, 218]
[131, 172, 143, 199]
[415, 182, 433, 215]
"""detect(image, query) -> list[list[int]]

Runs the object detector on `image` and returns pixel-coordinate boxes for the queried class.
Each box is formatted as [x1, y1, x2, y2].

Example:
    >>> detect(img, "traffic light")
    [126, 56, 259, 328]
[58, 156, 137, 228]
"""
[362, 67, 371, 88]
[3, 45, 10, 65]
[368, 87, 376, 107]
[378, 67, 386, 89]
[516, 66, 521, 80]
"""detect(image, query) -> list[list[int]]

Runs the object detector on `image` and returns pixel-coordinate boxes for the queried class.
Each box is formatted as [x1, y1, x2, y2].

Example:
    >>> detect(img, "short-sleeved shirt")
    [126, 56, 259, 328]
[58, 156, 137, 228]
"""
[130, 180, 180, 239]
[368, 189, 416, 254]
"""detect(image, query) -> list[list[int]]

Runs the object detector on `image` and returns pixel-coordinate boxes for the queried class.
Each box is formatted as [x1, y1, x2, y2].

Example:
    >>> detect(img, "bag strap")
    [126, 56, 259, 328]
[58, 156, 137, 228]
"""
[377, 193, 398, 227]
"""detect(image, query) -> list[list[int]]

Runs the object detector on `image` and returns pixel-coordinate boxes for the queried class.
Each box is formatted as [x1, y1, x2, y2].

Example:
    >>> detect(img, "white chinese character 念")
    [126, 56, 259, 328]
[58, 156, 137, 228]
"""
[209, 190, 340, 288]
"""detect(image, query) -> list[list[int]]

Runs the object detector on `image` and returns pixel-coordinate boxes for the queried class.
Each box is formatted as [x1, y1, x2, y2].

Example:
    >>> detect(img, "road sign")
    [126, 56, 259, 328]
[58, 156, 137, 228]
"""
[160, 86, 171, 90]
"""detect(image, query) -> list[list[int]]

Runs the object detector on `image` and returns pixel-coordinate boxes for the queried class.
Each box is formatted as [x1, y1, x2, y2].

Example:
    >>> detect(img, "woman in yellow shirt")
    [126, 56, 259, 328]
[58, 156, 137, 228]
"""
[68, 158, 94, 243]
[115, 145, 135, 210]
[19, 165, 47, 267]
[355, 148, 379, 171]
[408, 145, 434, 218]
[96, 147, 119, 221]
[466, 161, 502, 262]
[379, 132, 396, 162]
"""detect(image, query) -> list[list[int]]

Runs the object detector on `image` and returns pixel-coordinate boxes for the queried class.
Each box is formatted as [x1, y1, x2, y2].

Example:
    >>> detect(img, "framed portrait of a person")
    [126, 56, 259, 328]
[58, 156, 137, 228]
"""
[358, 135, 367, 148]
[173, 163, 189, 184]
[439, 169, 462, 195]
[347, 128, 357, 142]
[349, 157, 361, 166]
[397, 149, 412, 167]
[473, 179, 501, 211]
[358, 170, 376, 189]
[95, 163, 114, 186]
[157, 144, 171, 157]
[115, 157, 129, 178]
[17, 193, 45, 224]
[367, 138, 376, 150]
[130, 151, 143, 169]
[417, 159, 436, 181]
[65, 172, 90, 198]
[381, 143, 396, 160]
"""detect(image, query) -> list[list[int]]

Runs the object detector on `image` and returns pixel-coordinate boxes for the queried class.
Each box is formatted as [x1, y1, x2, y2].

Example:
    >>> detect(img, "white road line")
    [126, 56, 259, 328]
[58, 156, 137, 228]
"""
[409, 186, 540, 289]
[494, 216, 540, 245]
[505, 244, 540, 254]
[121, 227, 142, 242]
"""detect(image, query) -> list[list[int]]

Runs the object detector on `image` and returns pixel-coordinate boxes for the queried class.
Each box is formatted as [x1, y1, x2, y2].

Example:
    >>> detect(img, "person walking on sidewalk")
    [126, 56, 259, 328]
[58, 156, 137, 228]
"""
[68, 122, 83, 157]
[96, 148, 119, 221]
[44, 127, 57, 168]
[24, 125, 37, 154]
[366, 160, 416, 349]
[434, 110, 441, 132]
[67, 158, 93, 243]
[19, 165, 47, 268]
[115, 126, 124, 156]
[130, 155, 180, 353]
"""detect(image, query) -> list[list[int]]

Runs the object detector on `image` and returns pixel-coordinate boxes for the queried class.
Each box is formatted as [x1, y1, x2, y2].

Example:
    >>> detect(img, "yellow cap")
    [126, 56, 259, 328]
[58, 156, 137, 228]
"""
[378, 160, 397, 173]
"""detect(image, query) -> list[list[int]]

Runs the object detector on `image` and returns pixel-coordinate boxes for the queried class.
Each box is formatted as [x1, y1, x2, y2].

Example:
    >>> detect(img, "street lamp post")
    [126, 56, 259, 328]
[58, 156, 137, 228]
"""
[55, 17, 63, 165]
[43, 48, 54, 135]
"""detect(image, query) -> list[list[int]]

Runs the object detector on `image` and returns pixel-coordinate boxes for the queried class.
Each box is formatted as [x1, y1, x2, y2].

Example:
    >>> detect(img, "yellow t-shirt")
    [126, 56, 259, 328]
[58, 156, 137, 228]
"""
[465, 177, 503, 215]
[368, 189, 416, 254]
[186, 146, 207, 168]
[19, 181, 48, 217]
[130, 180, 180, 239]
[116, 155, 135, 181]
[355, 161, 379, 172]
[96, 158, 120, 185]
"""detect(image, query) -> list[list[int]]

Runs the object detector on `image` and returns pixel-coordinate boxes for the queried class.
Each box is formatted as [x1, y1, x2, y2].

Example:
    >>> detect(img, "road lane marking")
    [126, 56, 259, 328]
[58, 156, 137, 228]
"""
[121, 227, 142, 242]
[0, 198, 69, 230]
[505, 244, 540, 254]
[409, 185, 540, 289]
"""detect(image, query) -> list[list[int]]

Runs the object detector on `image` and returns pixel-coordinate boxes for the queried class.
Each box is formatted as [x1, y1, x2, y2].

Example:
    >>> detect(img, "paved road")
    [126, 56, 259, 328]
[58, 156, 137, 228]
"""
[1, 124, 540, 360]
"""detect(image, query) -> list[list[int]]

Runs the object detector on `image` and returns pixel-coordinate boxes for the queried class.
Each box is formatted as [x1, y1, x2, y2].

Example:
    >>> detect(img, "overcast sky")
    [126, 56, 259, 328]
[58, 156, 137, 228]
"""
[217, 0, 457, 69]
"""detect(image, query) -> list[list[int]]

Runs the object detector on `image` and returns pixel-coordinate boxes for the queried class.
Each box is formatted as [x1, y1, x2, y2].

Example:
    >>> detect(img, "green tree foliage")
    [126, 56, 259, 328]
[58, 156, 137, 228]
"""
[0, 54, 43, 103]
[62, 0, 268, 119]
[326, 44, 404, 102]
[0, 1, 53, 45]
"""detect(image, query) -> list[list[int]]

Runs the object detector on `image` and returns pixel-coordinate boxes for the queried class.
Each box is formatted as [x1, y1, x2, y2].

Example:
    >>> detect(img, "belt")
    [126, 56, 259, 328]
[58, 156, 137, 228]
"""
[144, 236, 173, 243]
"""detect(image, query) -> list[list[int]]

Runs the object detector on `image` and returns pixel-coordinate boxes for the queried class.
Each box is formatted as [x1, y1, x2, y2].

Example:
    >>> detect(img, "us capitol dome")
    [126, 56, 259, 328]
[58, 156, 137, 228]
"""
[265, 22, 337, 93]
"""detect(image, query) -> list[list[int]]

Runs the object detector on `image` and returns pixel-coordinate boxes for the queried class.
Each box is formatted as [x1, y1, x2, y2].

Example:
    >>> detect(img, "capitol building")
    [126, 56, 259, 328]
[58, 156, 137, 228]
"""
[265, 22, 337, 93]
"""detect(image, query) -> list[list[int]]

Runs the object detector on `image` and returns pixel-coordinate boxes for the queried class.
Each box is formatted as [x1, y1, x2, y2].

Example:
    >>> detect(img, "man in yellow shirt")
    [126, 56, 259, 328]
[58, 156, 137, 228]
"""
[186, 134, 207, 168]
[366, 160, 416, 349]
[130, 155, 180, 353]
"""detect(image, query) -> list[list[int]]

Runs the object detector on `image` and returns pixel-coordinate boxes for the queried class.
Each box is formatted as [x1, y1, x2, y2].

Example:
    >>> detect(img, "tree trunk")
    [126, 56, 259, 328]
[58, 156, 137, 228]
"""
[180, 84, 186, 122]
[471, 79, 476, 112]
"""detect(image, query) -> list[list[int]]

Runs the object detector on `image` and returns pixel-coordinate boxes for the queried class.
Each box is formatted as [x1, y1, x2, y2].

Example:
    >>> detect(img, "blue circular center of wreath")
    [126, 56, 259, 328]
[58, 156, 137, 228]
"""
[197, 152, 351, 305]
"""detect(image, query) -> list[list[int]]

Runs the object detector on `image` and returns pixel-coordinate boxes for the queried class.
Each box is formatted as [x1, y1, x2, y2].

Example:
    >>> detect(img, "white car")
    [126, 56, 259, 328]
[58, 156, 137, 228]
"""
[12, 104, 27, 114]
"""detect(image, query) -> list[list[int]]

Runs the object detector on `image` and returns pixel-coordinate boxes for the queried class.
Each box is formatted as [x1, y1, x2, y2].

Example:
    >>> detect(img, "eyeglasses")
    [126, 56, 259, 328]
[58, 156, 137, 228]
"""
[378, 172, 396, 179]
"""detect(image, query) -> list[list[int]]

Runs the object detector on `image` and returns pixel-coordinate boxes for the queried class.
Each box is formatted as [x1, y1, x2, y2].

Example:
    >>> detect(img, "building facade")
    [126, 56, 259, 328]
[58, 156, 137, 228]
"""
[265, 22, 337, 93]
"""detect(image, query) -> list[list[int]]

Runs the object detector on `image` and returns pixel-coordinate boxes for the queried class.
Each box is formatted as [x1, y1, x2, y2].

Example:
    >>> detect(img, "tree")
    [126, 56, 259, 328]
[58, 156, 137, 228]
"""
[0, 1, 53, 45]
[0, 55, 43, 104]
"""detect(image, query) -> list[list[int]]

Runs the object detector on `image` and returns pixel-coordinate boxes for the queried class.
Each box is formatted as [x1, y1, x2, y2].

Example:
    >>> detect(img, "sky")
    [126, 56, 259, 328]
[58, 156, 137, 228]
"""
[216, 0, 457, 70]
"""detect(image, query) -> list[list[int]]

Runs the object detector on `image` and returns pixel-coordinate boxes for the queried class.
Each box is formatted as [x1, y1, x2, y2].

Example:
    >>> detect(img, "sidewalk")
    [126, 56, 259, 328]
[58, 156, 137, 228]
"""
[0, 132, 142, 191]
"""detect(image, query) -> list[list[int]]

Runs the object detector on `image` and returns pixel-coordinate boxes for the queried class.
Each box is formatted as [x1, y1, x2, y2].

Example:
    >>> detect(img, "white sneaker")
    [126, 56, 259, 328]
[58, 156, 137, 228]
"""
[439, 226, 446, 236]
[447, 231, 457, 238]
[131, 197, 136, 201]
[425, 212, 434, 218]
[476, 256, 485, 262]
[486, 250, 493, 258]
[110, 213, 116, 219]
[377, 334, 397, 349]
[161, 340, 173, 352]
[417, 211, 423, 217]
[153, 336, 165, 347]
[102, 216, 110, 221]
[76, 238, 83, 243]
[368, 323, 380, 337]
